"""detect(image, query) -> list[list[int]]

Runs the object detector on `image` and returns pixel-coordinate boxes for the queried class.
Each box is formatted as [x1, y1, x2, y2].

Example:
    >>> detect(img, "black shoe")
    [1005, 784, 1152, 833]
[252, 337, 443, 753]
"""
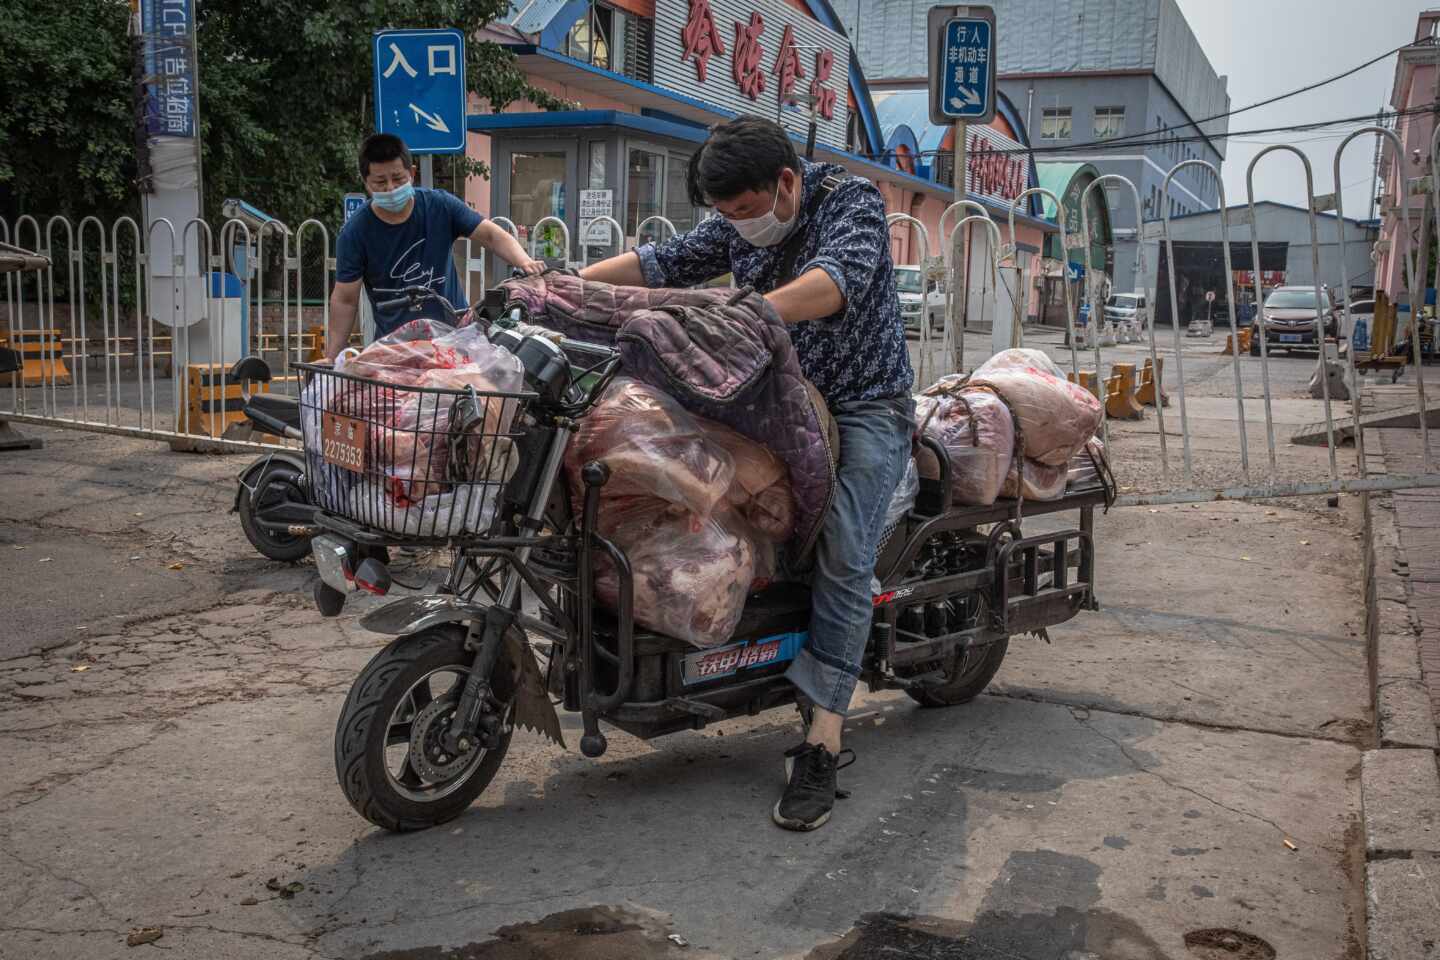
[772, 741, 855, 831]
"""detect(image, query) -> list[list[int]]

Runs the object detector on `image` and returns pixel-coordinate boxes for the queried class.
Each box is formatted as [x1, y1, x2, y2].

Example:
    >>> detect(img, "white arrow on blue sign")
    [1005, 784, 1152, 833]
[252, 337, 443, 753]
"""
[928, 6, 996, 126]
[372, 28, 468, 154]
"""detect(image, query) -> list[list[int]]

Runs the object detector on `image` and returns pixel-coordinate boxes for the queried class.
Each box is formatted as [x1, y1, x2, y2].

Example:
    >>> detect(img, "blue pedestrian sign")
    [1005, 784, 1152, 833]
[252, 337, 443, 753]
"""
[372, 28, 467, 154]
[343, 193, 368, 224]
[927, 5, 996, 125]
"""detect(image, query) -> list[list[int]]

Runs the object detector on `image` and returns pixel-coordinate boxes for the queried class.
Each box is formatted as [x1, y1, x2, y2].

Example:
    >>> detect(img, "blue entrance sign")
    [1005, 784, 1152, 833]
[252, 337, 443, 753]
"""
[372, 29, 467, 154]
[927, 5, 996, 126]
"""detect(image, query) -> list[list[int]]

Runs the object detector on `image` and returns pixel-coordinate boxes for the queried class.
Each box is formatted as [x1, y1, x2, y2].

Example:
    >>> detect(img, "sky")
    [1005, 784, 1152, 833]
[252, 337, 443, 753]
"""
[1173, 0, 1434, 219]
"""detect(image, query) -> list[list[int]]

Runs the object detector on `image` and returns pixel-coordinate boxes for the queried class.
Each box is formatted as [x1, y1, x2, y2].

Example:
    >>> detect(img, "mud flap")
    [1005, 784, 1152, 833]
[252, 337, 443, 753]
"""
[505, 627, 566, 749]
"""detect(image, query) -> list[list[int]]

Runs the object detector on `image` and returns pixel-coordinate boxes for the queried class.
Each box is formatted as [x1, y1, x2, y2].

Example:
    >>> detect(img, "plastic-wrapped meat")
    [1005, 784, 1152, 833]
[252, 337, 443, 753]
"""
[1001, 457, 1068, 501]
[307, 319, 527, 513]
[593, 498, 756, 649]
[1002, 438, 1107, 501]
[565, 378, 735, 518]
[969, 348, 1102, 466]
[703, 420, 796, 542]
[338, 319, 525, 383]
[914, 388, 1015, 506]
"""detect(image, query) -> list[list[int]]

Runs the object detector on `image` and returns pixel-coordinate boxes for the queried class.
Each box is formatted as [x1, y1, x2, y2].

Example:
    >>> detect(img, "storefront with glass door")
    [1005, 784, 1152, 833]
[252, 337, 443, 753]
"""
[474, 111, 710, 270]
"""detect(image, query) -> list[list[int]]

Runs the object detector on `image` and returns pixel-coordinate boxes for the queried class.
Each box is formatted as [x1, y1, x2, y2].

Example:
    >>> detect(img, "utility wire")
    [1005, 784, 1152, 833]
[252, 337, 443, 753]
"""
[865, 38, 1434, 164]
[862, 103, 1433, 162]
[1048, 37, 1433, 153]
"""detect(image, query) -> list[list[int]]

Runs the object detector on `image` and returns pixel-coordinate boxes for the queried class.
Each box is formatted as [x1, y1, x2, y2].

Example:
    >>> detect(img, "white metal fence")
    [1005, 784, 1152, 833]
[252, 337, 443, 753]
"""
[5, 132, 1439, 504]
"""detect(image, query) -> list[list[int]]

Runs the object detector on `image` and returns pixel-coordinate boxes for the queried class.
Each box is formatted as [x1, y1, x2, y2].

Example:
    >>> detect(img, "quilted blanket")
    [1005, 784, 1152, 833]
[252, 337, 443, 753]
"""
[500, 273, 837, 559]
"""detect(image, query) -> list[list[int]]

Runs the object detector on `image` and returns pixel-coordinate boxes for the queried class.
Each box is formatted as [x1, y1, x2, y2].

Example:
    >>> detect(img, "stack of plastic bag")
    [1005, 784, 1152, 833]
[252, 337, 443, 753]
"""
[914, 349, 1103, 505]
[302, 319, 526, 538]
[564, 378, 796, 648]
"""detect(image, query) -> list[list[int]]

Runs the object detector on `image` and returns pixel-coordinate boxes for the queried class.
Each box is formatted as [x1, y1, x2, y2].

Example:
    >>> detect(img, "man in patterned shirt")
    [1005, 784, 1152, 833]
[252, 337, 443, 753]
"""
[581, 116, 915, 831]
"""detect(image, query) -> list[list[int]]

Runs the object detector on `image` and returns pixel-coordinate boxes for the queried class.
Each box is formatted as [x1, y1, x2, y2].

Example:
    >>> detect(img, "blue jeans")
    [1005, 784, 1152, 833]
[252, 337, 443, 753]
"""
[785, 397, 915, 715]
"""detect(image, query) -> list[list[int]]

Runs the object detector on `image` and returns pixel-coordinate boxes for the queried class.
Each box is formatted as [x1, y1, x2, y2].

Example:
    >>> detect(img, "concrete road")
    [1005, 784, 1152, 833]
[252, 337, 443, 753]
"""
[0, 422, 1370, 960]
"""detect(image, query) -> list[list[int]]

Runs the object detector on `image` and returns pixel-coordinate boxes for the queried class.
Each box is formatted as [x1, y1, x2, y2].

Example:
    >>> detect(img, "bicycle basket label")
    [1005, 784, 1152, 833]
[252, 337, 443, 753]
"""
[321, 412, 367, 472]
[681, 631, 806, 685]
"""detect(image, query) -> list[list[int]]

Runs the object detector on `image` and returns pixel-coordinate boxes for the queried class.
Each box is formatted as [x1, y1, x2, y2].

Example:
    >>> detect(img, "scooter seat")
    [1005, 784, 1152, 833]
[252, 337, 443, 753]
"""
[247, 393, 302, 432]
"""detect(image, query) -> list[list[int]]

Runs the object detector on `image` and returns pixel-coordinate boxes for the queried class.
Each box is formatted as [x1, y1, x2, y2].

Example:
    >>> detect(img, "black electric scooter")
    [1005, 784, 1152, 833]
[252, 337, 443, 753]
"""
[228, 356, 315, 561]
[310, 287, 1112, 831]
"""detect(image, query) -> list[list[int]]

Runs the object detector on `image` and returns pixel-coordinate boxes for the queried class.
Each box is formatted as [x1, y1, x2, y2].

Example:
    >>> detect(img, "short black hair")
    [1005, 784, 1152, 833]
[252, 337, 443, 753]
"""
[687, 116, 800, 207]
[358, 133, 413, 180]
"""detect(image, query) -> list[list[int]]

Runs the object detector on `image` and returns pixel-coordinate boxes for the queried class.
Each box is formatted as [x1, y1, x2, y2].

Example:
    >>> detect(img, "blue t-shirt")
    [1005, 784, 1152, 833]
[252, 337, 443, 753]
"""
[335, 188, 484, 337]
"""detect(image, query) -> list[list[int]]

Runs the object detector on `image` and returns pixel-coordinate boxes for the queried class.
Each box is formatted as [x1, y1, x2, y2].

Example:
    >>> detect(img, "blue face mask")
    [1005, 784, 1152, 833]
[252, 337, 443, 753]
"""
[371, 181, 414, 212]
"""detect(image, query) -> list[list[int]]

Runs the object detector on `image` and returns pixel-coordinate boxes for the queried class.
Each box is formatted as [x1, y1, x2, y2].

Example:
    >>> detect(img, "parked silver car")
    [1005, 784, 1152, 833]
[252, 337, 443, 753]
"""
[1249, 286, 1336, 355]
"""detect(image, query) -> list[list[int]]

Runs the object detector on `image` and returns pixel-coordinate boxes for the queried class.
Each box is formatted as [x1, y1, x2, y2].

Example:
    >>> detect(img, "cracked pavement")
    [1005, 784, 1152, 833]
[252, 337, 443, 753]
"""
[0, 393, 1372, 959]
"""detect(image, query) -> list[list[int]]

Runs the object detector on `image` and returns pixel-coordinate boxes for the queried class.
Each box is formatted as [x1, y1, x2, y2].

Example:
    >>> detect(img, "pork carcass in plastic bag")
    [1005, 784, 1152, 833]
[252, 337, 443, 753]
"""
[338, 319, 519, 385]
[704, 420, 796, 542]
[1001, 457, 1068, 501]
[1002, 438, 1107, 501]
[914, 387, 1016, 506]
[969, 348, 1102, 466]
[565, 378, 735, 517]
[592, 497, 757, 648]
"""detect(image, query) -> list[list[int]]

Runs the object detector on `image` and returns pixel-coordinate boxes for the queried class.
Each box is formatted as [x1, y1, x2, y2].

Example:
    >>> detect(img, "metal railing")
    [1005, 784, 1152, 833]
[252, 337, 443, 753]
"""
[3, 161, 1437, 509]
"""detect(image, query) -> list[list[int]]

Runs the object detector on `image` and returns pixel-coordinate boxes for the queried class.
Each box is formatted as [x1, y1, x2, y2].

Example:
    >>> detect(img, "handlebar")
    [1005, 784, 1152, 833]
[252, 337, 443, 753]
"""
[375, 285, 462, 319]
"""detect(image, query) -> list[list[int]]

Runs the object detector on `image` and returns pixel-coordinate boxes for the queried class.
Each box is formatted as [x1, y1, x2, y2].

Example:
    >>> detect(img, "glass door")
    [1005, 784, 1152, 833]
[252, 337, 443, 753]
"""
[510, 150, 569, 261]
[626, 146, 665, 248]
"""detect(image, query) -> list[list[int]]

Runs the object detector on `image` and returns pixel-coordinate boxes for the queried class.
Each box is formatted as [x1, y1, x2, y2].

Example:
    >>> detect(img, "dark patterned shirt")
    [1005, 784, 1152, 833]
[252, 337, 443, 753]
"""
[635, 160, 914, 406]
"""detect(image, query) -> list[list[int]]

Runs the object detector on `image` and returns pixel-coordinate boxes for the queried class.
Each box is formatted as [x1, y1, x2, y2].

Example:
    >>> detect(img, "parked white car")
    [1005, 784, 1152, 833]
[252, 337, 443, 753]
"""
[896, 266, 948, 333]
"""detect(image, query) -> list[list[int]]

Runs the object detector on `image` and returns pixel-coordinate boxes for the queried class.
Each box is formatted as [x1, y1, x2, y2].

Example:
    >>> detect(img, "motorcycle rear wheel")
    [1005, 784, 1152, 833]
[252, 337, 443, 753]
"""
[238, 461, 312, 562]
[902, 637, 1009, 708]
[334, 626, 513, 831]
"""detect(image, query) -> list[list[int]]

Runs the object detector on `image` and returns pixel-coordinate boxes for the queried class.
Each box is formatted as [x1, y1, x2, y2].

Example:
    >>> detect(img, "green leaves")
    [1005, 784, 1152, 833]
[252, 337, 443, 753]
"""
[1, 0, 560, 228]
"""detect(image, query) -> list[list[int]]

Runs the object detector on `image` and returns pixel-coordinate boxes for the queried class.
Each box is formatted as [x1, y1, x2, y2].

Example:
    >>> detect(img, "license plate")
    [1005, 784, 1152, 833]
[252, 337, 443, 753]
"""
[680, 631, 806, 686]
[321, 412, 366, 472]
[1280, 334, 1303, 343]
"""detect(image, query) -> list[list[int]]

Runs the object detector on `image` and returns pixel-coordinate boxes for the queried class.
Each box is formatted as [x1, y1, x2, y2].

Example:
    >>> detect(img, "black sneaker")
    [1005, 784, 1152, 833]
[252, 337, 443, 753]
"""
[772, 742, 855, 831]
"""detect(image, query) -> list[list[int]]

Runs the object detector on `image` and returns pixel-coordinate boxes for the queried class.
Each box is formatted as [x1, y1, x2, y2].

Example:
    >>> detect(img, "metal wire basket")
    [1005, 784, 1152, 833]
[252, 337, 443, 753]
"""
[295, 362, 533, 543]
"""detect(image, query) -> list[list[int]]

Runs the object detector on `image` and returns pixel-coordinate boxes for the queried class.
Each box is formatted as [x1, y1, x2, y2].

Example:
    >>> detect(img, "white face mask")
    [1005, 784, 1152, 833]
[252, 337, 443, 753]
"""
[726, 181, 797, 247]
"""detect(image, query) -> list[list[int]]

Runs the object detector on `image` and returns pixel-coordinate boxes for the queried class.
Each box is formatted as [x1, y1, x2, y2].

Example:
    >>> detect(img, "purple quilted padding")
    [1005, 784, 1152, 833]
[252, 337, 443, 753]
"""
[501, 273, 836, 559]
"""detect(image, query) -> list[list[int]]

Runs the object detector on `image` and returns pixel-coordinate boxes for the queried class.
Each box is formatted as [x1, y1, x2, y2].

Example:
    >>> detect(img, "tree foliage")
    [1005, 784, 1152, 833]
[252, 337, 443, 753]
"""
[0, 0, 567, 231]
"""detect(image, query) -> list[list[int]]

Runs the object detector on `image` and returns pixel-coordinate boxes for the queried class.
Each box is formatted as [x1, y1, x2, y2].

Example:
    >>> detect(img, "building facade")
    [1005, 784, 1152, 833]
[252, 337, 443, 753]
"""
[835, 0, 1229, 295]
[1157, 202, 1378, 327]
[460, 0, 1056, 289]
[1375, 10, 1440, 311]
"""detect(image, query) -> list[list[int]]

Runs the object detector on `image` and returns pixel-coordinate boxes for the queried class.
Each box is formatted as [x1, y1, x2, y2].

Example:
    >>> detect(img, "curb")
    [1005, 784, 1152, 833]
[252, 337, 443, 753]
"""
[1360, 431, 1440, 960]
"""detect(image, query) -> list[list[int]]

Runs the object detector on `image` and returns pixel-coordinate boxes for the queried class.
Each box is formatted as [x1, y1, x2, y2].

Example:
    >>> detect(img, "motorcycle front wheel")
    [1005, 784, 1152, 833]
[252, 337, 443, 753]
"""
[334, 626, 513, 831]
[237, 460, 312, 562]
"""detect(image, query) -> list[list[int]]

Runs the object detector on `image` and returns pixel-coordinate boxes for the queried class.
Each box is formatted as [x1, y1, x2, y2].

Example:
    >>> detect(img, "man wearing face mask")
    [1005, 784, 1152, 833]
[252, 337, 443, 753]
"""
[327, 134, 544, 359]
[580, 116, 915, 832]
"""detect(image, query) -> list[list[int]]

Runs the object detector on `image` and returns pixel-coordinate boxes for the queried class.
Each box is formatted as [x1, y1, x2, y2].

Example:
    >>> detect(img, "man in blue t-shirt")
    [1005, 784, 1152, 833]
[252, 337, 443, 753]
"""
[327, 134, 543, 359]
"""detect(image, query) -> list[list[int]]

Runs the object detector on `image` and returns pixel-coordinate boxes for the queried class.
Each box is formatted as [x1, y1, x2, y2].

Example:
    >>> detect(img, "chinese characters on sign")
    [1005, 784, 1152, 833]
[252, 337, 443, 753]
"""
[732, 13, 767, 99]
[371, 29, 468, 154]
[680, 0, 726, 82]
[661, 0, 849, 143]
[928, 6, 996, 125]
[811, 50, 836, 120]
[141, 0, 196, 138]
[968, 134, 1024, 200]
[771, 25, 805, 102]
[963, 126, 1028, 205]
